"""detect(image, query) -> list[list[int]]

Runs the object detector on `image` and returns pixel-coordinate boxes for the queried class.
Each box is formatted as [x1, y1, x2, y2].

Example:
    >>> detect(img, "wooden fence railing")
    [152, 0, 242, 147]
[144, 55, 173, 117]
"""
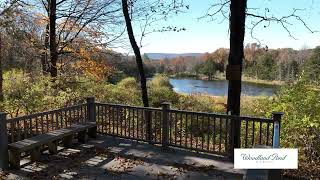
[0, 97, 282, 168]
[95, 100, 283, 157]
[5, 104, 88, 143]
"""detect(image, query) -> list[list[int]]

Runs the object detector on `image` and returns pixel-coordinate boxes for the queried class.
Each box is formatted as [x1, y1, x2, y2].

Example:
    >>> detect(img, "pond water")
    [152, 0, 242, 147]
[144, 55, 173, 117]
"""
[169, 78, 278, 96]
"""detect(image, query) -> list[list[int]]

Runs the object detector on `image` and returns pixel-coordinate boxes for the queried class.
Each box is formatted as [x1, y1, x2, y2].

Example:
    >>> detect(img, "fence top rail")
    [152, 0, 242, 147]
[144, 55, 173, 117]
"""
[6, 101, 273, 124]
[96, 102, 162, 111]
[6, 103, 87, 123]
[169, 109, 273, 122]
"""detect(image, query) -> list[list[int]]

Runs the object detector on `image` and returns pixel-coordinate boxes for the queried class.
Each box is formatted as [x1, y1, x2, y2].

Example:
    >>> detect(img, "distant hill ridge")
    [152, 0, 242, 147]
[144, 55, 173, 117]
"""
[145, 53, 203, 60]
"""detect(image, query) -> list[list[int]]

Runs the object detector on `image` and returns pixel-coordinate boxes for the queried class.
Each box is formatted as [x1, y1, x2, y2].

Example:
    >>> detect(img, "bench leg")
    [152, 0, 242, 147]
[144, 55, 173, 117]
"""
[9, 150, 20, 170]
[88, 127, 97, 138]
[62, 135, 73, 147]
[31, 146, 41, 162]
[78, 130, 88, 143]
[48, 140, 58, 154]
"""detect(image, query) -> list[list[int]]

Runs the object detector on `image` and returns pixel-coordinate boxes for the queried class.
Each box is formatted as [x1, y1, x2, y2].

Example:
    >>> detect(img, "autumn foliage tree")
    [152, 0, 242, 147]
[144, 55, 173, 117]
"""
[33, 0, 122, 77]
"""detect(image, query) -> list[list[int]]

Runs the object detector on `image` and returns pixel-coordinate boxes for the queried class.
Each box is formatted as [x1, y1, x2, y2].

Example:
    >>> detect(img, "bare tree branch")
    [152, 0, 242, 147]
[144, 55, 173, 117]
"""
[202, 1, 318, 44]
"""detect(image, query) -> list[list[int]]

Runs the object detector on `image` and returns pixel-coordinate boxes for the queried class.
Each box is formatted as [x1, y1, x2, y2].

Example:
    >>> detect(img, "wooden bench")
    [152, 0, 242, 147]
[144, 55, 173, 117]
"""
[8, 122, 97, 169]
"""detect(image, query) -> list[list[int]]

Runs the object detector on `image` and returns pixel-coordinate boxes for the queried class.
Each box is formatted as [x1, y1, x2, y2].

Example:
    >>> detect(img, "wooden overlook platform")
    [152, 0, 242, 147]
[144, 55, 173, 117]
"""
[0, 97, 282, 179]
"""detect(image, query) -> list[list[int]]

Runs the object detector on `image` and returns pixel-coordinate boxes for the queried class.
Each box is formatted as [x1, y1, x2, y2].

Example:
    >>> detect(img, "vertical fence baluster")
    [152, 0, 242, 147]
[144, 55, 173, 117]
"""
[266, 122, 270, 145]
[213, 116, 216, 152]
[64, 110, 67, 128]
[40, 115, 44, 134]
[195, 114, 198, 149]
[190, 114, 193, 149]
[45, 114, 49, 132]
[23, 118, 27, 139]
[69, 109, 72, 126]
[179, 112, 182, 146]
[80, 106, 83, 123]
[29, 118, 33, 137]
[225, 117, 229, 153]
[53, 113, 57, 130]
[201, 115, 204, 150]
[16, 121, 21, 141]
[10, 122, 14, 143]
[252, 121, 255, 147]
[128, 108, 131, 138]
[35, 117, 39, 134]
[259, 121, 262, 144]
[219, 117, 222, 153]
[136, 108, 139, 139]
[120, 107, 127, 136]
[102, 105, 105, 133]
[117, 107, 120, 136]
[175, 112, 178, 145]
[168, 112, 172, 144]
[101, 105, 103, 133]
[141, 109, 143, 140]
[153, 111, 156, 143]
[159, 111, 162, 143]
[142, 109, 146, 140]
[112, 106, 115, 135]
[124, 107, 127, 137]
[207, 115, 210, 151]
[97, 105, 100, 133]
[160, 111, 163, 143]
[185, 113, 188, 148]
[132, 108, 135, 138]
[245, 119, 248, 147]
[77, 107, 80, 123]
[107, 105, 110, 134]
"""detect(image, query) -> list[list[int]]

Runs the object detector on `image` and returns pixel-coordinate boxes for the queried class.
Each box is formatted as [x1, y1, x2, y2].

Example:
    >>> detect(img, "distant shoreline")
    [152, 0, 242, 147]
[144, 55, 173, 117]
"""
[176, 92, 272, 98]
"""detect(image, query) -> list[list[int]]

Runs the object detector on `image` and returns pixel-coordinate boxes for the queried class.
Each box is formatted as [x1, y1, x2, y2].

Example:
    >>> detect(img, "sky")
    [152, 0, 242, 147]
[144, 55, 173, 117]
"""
[135, 0, 320, 54]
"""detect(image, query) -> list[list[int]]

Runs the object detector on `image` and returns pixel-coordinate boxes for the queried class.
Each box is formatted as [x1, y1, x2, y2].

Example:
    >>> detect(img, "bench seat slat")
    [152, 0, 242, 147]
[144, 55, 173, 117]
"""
[8, 122, 96, 151]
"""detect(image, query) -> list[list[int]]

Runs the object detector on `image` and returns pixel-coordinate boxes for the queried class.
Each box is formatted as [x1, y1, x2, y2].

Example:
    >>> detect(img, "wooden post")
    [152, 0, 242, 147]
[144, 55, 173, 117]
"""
[86, 97, 96, 123]
[161, 102, 170, 149]
[272, 112, 283, 148]
[0, 112, 8, 169]
[227, 111, 236, 159]
[269, 112, 284, 180]
[145, 110, 152, 143]
[87, 97, 97, 138]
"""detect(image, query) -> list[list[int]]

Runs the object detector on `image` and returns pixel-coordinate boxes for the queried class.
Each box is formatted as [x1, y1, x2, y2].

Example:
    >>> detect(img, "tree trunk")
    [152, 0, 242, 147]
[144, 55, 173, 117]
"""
[121, 0, 149, 108]
[49, 0, 58, 77]
[0, 34, 4, 102]
[41, 24, 50, 74]
[226, 0, 247, 157]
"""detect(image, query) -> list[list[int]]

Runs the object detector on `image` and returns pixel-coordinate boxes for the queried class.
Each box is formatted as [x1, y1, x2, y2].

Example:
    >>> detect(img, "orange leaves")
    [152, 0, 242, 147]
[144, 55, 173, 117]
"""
[200, 49, 229, 63]
[73, 47, 115, 81]
[33, 13, 48, 27]
[74, 59, 114, 81]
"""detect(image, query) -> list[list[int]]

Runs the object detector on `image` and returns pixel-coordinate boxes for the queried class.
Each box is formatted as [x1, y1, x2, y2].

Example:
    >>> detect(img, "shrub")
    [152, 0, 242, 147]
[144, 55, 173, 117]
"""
[148, 74, 178, 107]
[256, 78, 320, 178]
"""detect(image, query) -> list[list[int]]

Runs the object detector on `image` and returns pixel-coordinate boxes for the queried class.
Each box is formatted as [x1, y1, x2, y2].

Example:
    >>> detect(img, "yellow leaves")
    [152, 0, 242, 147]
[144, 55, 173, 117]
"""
[74, 59, 115, 81]
[33, 13, 48, 26]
